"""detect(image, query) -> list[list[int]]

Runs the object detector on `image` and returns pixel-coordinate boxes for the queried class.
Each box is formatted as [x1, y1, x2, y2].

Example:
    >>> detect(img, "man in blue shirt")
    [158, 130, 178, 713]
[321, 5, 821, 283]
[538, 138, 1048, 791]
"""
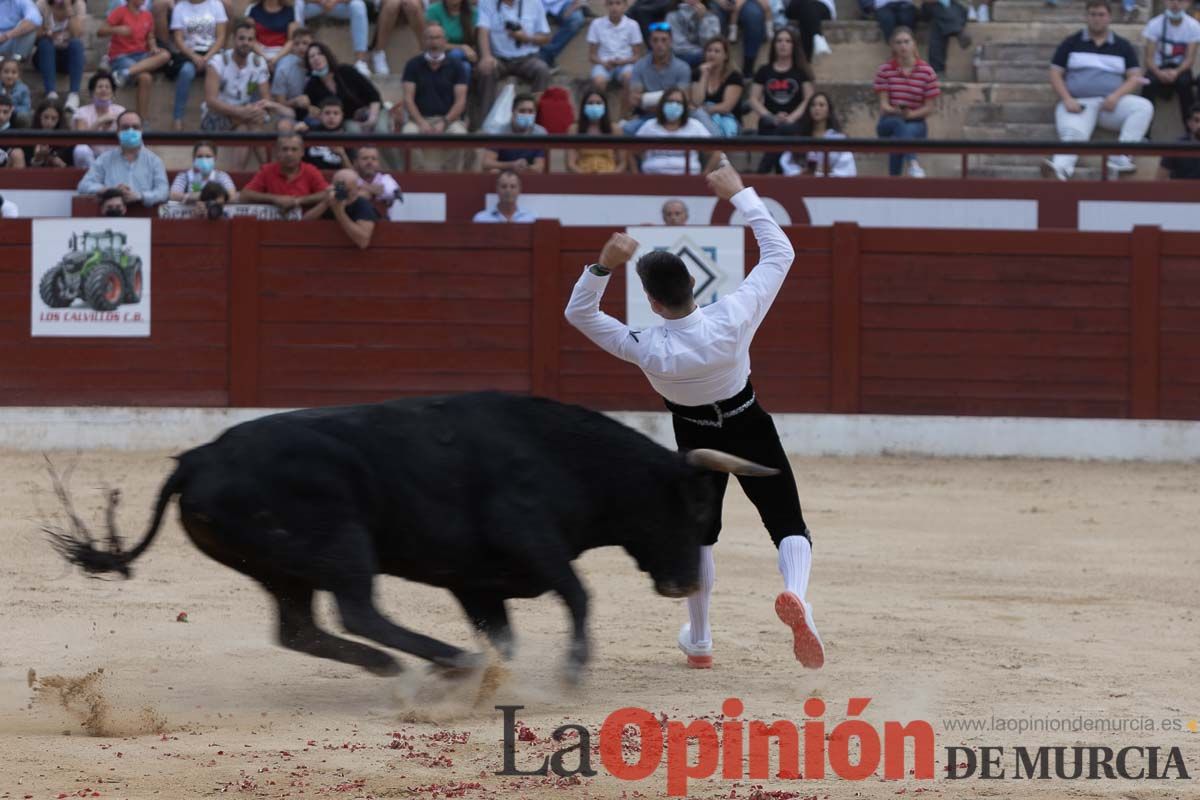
[0, 0, 41, 59]
[77, 111, 169, 208]
[473, 169, 536, 222]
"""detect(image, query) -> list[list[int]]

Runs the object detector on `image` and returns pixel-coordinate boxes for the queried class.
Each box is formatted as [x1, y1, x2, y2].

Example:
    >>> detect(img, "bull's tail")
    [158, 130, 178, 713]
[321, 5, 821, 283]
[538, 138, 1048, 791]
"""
[45, 458, 188, 579]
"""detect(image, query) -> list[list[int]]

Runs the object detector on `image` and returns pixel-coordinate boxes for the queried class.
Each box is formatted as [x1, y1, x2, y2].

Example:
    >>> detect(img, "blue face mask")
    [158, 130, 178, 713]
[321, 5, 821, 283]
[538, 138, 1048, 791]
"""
[583, 103, 605, 121]
[312, 66, 329, 77]
[118, 128, 142, 149]
[514, 112, 536, 130]
[194, 156, 215, 174]
[662, 101, 684, 122]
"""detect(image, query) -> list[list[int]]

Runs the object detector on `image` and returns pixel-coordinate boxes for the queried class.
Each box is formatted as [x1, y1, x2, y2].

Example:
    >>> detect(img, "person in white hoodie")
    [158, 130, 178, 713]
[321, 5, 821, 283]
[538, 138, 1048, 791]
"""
[780, 91, 856, 176]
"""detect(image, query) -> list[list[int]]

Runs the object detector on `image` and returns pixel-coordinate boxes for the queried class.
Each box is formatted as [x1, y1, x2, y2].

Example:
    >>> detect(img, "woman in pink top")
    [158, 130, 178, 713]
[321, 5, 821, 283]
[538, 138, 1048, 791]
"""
[873, 25, 939, 177]
[71, 71, 126, 170]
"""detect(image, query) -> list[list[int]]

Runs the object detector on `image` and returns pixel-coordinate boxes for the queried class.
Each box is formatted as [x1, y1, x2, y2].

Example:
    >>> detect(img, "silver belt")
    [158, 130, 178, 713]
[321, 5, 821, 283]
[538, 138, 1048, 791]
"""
[673, 392, 756, 428]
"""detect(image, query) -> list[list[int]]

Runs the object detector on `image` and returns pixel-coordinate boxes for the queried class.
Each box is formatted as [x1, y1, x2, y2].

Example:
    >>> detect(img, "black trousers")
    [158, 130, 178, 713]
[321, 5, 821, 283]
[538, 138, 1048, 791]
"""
[668, 382, 810, 548]
[1142, 72, 1196, 127]
[785, 0, 832, 62]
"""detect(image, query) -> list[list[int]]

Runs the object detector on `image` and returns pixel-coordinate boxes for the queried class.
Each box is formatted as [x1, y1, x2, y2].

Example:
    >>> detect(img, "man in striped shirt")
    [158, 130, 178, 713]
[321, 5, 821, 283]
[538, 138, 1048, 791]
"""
[1043, 0, 1153, 180]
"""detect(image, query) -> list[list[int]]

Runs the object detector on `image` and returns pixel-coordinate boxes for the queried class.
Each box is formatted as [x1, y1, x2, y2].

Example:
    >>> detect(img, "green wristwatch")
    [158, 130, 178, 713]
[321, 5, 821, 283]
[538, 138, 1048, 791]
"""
[588, 264, 612, 276]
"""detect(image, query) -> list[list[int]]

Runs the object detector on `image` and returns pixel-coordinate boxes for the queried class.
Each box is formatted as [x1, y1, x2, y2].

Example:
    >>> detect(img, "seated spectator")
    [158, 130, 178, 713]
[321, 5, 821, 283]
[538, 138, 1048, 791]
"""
[203, 20, 292, 139]
[23, 98, 74, 167]
[302, 167, 376, 249]
[711, 0, 766, 74]
[0, 93, 25, 168]
[369, 0, 426, 74]
[874, 25, 937, 177]
[302, 97, 350, 169]
[239, 131, 329, 212]
[874, 0, 913, 42]
[784, 0, 833, 61]
[665, 0, 719, 68]
[539, 0, 586, 68]
[426, 0, 477, 78]
[34, 0, 84, 111]
[473, 168, 535, 222]
[917, 0, 970, 77]
[0, 57, 30, 126]
[98, 0, 169, 121]
[302, 41, 389, 133]
[661, 197, 688, 223]
[400, 23, 469, 171]
[0, 191, 17, 216]
[1044, 0, 1151, 180]
[0, 0, 41, 60]
[245, 0, 297, 67]
[298, 0, 399, 77]
[749, 26, 813, 172]
[1157, 102, 1200, 178]
[779, 90, 855, 176]
[567, 89, 628, 173]
[691, 35, 742, 136]
[588, 0, 643, 107]
[77, 111, 170, 207]
[72, 71, 124, 169]
[625, 23, 692, 134]
[170, 140, 237, 201]
[170, 0, 229, 131]
[481, 92, 547, 172]
[270, 26, 313, 118]
[635, 86, 712, 174]
[98, 186, 127, 215]
[1141, 0, 1199, 127]
[353, 145, 402, 216]
[476, 0, 552, 118]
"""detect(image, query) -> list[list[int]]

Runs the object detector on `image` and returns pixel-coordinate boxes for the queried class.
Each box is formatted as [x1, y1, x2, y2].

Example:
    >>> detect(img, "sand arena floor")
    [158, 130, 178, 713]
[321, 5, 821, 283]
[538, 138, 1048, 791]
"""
[0, 450, 1197, 799]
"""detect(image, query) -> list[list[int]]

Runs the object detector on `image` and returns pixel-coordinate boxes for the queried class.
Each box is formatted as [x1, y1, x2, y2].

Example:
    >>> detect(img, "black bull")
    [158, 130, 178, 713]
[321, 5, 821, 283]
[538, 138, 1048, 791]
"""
[49, 392, 776, 680]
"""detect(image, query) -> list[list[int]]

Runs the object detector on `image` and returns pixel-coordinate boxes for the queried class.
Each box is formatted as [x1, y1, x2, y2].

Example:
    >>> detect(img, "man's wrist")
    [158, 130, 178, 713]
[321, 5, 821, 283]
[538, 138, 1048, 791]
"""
[588, 263, 611, 276]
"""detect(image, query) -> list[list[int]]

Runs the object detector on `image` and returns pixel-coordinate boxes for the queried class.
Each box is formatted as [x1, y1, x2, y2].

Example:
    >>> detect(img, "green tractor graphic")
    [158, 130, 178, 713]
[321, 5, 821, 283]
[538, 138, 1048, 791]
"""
[39, 229, 144, 312]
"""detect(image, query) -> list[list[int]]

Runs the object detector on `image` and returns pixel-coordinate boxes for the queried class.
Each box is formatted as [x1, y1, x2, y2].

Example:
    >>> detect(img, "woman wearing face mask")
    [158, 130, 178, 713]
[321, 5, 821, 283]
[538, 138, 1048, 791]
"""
[72, 71, 126, 170]
[23, 99, 75, 168]
[170, 141, 238, 203]
[635, 87, 713, 175]
[779, 91, 855, 177]
[567, 90, 627, 174]
[300, 41, 388, 134]
[691, 36, 743, 138]
[480, 93, 548, 173]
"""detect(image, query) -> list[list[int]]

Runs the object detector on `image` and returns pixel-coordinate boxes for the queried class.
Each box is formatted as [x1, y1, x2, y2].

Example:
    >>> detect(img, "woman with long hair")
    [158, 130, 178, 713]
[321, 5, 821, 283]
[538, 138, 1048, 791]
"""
[23, 99, 74, 168]
[425, 0, 477, 78]
[302, 41, 388, 133]
[71, 71, 125, 169]
[748, 26, 814, 172]
[873, 26, 939, 177]
[568, 90, 628, 174]
[691, 36, 743, 138]
[635, 86, 714, 175]
[780, 91, 855, 177]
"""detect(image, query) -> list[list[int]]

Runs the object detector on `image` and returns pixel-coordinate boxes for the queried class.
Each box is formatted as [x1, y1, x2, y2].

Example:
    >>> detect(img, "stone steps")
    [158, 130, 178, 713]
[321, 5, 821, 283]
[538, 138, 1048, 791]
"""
[966, 102, 1053, 124]
[975, 60, 1053, 84]
[962, 122, 1058, 140]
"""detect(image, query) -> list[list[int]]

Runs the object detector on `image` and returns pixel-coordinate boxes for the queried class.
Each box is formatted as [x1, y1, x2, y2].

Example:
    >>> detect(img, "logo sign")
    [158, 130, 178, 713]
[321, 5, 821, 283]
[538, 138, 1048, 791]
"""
[623, 226, 746, 331]
[31, 218, 151, 337]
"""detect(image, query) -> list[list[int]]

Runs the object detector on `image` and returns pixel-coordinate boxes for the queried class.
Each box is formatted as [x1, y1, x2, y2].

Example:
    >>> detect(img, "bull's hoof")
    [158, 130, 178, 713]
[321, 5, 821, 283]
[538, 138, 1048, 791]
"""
[427, 650, 486, 680]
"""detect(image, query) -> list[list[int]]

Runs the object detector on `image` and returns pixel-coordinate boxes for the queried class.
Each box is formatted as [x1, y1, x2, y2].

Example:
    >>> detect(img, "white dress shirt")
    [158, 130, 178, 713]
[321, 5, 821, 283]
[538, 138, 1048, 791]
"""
[564, 187, 795, 407]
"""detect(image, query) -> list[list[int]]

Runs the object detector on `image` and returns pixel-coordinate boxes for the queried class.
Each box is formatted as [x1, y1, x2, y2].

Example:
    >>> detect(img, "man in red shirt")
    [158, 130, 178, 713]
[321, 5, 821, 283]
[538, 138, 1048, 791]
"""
[240, 132, 330, 212]
[98, 0, 169, 120]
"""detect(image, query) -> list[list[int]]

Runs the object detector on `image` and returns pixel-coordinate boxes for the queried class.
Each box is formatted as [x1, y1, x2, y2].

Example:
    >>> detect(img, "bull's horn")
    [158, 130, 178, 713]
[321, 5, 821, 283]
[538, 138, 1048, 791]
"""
[686, 449, 780, 477]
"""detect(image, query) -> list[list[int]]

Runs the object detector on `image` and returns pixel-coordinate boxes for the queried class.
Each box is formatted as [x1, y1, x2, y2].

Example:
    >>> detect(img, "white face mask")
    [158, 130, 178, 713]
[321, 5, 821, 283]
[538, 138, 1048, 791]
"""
[424, 50, 446, 62]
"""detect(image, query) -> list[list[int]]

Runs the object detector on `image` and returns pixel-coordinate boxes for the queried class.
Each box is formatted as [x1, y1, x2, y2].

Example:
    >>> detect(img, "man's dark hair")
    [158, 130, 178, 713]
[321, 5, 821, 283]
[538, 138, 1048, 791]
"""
[636, 251, 693, 309]
[291, 25, 313, 40]
[1084, 0, 1110, 11]
[98, 187, 124, 204]
[233, 18, 255, 35]
[115, 109, 141, 129]
[199, 181, 229, 203]
[88, 71, 114, 94]
[512, 92, 536, 110]
[0, 93, 11, 108]
[278, 131, 303, 147]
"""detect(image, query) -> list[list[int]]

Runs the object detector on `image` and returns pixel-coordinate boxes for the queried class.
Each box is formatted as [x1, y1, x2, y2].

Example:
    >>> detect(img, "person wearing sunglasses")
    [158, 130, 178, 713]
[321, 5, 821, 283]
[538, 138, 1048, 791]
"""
[76, 110, 169, 207]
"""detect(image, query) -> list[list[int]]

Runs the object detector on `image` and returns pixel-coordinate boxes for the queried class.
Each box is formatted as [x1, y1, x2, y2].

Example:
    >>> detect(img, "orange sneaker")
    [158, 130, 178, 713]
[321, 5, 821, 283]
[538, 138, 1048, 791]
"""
[677, 623, 713, 669]
[775, 591, 825, 669]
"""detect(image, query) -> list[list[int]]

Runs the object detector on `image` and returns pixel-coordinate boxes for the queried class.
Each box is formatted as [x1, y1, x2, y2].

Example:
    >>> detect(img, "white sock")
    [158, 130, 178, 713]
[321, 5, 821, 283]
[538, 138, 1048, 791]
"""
[777, 535, 812, 600]
[686, 545, 715, 646]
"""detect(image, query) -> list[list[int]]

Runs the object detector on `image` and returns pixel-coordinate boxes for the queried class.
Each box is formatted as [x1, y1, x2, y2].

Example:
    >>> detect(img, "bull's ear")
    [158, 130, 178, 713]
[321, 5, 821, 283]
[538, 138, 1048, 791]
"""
[685, 449, 780, 477]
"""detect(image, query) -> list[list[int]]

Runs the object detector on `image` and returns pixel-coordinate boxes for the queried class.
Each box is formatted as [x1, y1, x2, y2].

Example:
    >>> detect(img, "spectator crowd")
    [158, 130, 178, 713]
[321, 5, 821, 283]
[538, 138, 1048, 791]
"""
[2, 0, 1200, 202]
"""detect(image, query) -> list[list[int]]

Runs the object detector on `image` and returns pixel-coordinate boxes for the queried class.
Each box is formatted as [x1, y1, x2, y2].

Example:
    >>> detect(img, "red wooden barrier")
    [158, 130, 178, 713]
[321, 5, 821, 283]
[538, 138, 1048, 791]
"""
[0, 219, 1193, 421]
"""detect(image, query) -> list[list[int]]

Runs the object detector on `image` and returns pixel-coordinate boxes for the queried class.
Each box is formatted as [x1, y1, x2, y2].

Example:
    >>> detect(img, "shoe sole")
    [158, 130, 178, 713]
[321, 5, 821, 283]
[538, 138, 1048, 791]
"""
[775, 592, 825, 669]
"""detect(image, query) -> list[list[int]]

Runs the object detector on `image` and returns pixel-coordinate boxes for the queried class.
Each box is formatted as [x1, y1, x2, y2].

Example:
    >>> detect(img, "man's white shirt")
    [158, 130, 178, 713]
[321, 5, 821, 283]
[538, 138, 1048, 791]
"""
[564, 187, 795, 407]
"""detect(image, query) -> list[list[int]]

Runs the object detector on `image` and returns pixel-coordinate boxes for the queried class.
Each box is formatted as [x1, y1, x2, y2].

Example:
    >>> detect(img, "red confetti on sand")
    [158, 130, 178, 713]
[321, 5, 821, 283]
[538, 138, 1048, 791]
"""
[176, 612, 188, 623]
